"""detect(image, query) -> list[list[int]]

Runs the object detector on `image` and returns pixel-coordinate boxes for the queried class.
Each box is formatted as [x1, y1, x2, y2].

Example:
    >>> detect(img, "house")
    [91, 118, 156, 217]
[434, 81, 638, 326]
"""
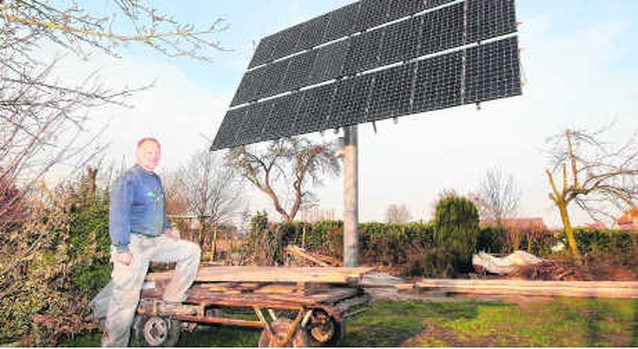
[613, 208, 638, 231]
[583, 222, 607, 230]
[480, 217, 548, 232]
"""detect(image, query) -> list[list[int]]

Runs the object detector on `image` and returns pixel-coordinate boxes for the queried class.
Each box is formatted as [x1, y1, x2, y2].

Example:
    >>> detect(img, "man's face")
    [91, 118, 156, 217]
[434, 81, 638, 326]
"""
[136, 140, 161, 172]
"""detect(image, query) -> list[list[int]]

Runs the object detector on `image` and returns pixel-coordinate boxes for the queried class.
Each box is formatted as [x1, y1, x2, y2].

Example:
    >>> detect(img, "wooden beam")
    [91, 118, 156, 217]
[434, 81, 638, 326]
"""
[146, 266, 375, 284]
[409, 279, 638, 299]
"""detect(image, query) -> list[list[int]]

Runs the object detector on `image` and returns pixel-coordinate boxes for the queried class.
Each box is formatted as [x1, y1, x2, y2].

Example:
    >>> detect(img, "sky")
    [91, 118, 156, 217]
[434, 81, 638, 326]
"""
[56, 0, 638, 229]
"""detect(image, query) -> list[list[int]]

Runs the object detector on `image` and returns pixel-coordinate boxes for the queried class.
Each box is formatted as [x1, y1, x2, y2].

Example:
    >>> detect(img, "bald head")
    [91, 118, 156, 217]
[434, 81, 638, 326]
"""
[136, 137, 161, 172]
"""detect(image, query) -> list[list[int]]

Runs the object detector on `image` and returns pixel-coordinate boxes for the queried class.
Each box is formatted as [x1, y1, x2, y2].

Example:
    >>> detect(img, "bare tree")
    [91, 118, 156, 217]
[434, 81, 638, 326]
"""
[479, 168, 521, 227]
[226, 137, 340, 222]
[0, 0, 226, 225]
[386, 204, 411, 224]
[545, 127, 638, 259]
[176, 150, 243, 250]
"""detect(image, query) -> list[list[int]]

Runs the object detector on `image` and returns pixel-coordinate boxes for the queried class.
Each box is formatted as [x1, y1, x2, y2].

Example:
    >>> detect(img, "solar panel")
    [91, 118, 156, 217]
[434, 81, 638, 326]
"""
[211, 106, 247, 150]
[235, 100, 273, 145]
[367, 62, 416, 122]
[465, 36, 521, 103]
[387, 0, 456, 22]
[296, 14, 330, 51]
[279, 50, 317, 93]
[261, 92, 303, 140]
[467, 0, 517, 43]
[308, 39, 350, 85]
[212, 0, 522, 150]
[413, 50, 464, 113]
[293, 83, 337, 135]
[418, 2, 466, 56]
[378, 16, 422, 67]
[270, 24, 304, 63]
[254, 59, 289, 101]
[343, 29, 384, 75]
[323, 3, 360, 43]
[248, 35, 278, 69]
[328, 73, 375, 129]
[356, 0, 390, 31]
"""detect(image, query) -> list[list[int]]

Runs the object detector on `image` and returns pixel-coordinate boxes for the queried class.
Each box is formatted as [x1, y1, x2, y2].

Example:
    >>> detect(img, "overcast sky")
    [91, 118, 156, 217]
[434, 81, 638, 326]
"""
[59, 0, 638, 228]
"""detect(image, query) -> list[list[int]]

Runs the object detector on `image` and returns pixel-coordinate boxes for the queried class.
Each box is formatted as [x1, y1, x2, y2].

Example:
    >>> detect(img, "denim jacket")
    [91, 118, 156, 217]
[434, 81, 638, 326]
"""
[109, 165, 171, 252]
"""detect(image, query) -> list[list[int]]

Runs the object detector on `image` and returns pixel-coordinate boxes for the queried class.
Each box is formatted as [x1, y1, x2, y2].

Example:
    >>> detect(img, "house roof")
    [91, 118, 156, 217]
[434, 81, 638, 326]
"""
[480, 217, 548, 231]
[616, 208, 638, 225]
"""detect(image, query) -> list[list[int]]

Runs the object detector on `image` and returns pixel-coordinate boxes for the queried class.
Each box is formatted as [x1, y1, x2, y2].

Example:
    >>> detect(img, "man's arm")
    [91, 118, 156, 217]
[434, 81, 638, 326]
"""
[110, 174, 134, 254]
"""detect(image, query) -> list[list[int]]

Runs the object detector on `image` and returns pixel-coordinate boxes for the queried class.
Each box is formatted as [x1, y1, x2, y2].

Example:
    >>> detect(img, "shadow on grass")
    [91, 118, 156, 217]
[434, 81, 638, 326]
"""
[339, 299, 482, 347]
[178, 325, 261, 347]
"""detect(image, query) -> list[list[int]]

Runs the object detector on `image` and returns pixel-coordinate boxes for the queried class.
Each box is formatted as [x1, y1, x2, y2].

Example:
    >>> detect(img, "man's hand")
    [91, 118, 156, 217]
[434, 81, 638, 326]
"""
[114, 251, 133, 266]
[165, 228, 181, 240]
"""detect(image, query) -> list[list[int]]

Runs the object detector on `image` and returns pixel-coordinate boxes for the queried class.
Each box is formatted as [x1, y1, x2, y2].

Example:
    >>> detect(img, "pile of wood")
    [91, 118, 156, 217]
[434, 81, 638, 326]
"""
[285, 245, 343, 267]
[517, 260, 583, 281]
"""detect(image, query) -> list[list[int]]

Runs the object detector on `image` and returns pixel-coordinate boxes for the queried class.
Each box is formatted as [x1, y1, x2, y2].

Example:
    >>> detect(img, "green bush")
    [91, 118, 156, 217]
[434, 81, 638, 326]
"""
[573, 228, 637, 257]
[430, 196, 480, 277]
[477, 226, 506, 253]
[0, 177, 112, 345]
[308, 220, 343, 259]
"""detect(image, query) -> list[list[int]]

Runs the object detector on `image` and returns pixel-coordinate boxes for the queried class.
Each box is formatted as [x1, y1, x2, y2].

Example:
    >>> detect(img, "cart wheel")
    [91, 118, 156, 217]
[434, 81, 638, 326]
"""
[306, 309, 344, 347]
[134, 315, 181, 347]
[258, 318, 308, 347]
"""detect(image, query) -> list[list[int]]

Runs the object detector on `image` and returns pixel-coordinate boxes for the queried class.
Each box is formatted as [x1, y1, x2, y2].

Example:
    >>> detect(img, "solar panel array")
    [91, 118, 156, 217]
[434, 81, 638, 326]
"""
[213, 0, 521, 150]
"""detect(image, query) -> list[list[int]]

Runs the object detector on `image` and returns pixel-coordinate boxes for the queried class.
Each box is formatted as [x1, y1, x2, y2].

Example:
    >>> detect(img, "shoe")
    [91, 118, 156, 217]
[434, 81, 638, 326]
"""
[157, 301, 197, 316]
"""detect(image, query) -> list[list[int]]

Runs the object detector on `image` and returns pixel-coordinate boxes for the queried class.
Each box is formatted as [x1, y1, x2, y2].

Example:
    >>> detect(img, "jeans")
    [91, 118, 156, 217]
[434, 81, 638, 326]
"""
[101, 234, 201, 347]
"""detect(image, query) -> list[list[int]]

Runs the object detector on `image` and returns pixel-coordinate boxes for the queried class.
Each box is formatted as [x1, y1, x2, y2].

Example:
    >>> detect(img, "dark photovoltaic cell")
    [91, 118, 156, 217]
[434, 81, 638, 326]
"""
[296, 83, 338, 134]
[387, 0, 456, 22]
[278, 50, 317, 93]
[378, 16, 422, 67]
[271, 25, 304, 62]
[412, 50, 464, 113]
[296, 14, 330, 51]
[367, 62, 416, 122]
[308, 39, 350, 85]
[211, 106, 247, 150]
[254, 59, 289, 101]
[356, 0, 390, 31]
[467, 0, 517, 43]
[323, 2, 360, 43]
[248, 36, 277, 69]
[343, 29, 384, 75]
[261, 92, 303, 141]
[465, 36, 521, 103]
[327, 73, 375, 129]
[235, 100, 273, 145]
[418, 2, 466, 56]
[213, 0, 522, 150]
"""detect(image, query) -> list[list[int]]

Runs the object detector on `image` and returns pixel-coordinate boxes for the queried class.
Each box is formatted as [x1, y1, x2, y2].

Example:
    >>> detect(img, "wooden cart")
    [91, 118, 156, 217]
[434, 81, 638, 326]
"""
[133, 266, 373, 347]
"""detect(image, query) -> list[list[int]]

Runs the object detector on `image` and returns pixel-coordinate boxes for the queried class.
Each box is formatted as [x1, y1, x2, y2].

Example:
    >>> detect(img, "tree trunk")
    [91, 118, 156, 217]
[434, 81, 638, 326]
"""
[211, 225, 218, 262]
[556, 200, 581, 260]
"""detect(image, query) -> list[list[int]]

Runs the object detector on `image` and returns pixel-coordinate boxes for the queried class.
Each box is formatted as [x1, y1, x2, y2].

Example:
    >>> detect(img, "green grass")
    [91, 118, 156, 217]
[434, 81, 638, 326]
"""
[64, 298, 638, 347]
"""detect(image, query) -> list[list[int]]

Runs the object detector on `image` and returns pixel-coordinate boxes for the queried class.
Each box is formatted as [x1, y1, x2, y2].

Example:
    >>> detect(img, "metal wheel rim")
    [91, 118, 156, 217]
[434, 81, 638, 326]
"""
[143, 317, 169, 346]
[309, 312, 334, 343]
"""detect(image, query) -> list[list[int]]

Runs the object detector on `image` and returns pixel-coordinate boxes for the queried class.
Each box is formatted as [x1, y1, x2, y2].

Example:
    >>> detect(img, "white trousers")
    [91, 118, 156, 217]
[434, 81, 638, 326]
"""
[101, 234, 200, 347]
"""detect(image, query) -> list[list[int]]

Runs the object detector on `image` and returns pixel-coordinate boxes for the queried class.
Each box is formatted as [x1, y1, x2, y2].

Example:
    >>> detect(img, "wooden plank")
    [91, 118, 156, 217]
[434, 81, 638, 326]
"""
[411, 279, 638, 299]
[254, 284, 298, 294]
[146, 266, 375, 284]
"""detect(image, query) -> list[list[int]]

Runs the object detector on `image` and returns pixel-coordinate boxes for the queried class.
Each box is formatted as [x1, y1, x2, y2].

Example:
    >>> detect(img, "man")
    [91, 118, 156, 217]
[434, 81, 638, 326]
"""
[102, 137, 201, 347]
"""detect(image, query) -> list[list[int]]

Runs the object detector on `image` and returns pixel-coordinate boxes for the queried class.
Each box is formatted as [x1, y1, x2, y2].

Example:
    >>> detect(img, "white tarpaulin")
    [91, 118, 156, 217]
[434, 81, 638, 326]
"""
[472, 250, 544, 275]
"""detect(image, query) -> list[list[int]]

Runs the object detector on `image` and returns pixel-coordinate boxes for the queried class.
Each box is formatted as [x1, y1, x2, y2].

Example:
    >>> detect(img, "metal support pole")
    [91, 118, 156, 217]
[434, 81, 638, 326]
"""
[343, 125, 359, 267]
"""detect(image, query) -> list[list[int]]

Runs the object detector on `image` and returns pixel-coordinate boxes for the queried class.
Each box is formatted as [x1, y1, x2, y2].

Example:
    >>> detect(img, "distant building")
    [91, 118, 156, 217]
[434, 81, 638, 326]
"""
[480, 217, 548, 232]
[613, 208, 638, 231]
[583, 222, 607, 230]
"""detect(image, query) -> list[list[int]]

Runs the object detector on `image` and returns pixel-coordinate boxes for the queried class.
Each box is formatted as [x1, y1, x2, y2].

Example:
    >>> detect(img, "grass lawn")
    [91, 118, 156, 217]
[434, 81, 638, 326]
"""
[65, 297, 638, 347]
